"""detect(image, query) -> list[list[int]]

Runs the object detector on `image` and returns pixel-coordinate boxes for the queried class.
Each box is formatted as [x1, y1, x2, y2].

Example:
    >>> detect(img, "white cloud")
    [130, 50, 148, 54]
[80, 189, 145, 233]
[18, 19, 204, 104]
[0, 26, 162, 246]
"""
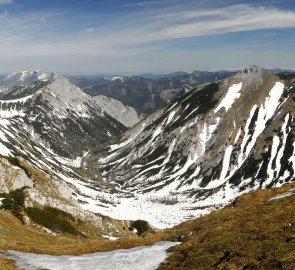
[118, 4, 295, 43]
[85, 27, 94, 33]
[0, 0, 13, 5]
[1, 4, 294, 50]
[264, 33, 279, 36]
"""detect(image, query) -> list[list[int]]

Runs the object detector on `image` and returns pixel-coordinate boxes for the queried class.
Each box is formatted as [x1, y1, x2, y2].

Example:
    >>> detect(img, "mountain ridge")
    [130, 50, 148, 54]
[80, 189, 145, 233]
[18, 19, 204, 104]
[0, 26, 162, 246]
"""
[0, 73, 142, 234]
[82, 69, 295, 228]
[0, 68, 294, 231]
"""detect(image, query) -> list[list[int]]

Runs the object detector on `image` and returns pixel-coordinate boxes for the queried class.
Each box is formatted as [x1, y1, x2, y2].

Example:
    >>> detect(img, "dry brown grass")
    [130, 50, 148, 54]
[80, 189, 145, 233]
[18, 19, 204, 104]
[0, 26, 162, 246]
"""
[0, 210, 171, 256]
[0, 258, 17, 270]
[158, 182, 295, 270]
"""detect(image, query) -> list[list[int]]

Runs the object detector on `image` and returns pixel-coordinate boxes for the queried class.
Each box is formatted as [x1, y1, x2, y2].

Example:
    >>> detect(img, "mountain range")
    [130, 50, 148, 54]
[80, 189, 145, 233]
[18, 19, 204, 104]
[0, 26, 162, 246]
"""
[0, 66, 294, 232]
[86, 66, 295, 228]
[67, 70, 235, 115]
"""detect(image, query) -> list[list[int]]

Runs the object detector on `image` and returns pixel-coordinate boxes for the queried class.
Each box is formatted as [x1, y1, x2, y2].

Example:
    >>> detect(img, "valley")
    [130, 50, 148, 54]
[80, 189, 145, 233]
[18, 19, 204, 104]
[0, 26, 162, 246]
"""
[2, 0, 295, 269]
[0, 67, 294, 270]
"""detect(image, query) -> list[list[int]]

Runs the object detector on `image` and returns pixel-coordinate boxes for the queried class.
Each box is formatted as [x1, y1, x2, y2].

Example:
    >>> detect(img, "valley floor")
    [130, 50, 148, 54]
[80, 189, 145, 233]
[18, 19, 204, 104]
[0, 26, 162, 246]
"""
[1, 182, 295, 270]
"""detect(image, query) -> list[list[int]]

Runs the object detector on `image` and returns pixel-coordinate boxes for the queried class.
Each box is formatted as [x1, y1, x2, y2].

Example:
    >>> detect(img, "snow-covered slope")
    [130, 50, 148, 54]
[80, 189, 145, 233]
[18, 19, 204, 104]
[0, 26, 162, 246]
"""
[1, 67, 294, 231]
[0, 70, 56, 92]
[78, 66, 295, 228]
[0, 74, 140, 155]
[0, 75, 140, 224]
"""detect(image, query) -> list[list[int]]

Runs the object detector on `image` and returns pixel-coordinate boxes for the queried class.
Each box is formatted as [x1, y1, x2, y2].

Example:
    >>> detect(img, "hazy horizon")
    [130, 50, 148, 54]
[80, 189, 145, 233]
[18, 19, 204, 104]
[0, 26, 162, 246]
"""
[1, 66, 294, 77]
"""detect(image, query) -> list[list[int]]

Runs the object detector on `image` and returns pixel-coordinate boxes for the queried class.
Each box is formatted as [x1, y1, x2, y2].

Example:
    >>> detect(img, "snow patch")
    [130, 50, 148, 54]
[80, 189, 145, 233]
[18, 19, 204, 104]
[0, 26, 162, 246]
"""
[214, 82, 242, 113]
[166, 110, 177, 125]
[269, 188, 295, 201]
[0, 142, 12, 156]
[4, 242, 179, 270]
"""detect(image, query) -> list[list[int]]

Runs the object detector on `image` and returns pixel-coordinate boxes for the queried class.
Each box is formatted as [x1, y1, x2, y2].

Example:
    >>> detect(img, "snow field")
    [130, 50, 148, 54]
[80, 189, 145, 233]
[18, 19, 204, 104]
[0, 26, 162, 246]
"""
[4, 241, 179, 270]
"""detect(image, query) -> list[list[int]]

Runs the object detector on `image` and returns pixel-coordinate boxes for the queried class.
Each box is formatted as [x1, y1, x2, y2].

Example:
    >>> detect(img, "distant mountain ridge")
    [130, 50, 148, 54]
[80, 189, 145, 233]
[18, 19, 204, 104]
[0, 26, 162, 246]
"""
[68, 70, 235, 114]
[0, 70, 56, 92]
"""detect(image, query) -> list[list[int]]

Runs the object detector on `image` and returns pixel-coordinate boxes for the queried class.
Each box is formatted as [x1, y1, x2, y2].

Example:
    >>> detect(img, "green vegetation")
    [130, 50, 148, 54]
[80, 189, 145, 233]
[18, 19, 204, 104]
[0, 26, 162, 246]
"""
[0, 188, 25, 210]
[0, 188, 26, 222]
[130, 220, 150, 236]
[25, 206, 79, 235]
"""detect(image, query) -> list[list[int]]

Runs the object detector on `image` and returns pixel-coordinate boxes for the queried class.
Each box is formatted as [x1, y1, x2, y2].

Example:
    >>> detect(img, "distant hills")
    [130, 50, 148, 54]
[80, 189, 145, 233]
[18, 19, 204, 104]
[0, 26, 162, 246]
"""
[67, 70, 235, 114]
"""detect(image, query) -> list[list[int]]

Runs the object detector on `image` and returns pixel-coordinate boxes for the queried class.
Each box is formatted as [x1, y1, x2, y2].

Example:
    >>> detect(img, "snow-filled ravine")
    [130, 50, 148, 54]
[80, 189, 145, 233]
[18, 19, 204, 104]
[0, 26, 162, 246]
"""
[2, 241, 179, 270]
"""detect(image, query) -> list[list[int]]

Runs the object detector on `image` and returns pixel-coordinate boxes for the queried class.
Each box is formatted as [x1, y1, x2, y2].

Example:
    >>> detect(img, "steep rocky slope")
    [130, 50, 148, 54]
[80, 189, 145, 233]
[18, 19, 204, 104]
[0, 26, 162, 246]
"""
[0, 73, 141, 235]
[83, 67, 295, 228]
[0, 156, 130, 240]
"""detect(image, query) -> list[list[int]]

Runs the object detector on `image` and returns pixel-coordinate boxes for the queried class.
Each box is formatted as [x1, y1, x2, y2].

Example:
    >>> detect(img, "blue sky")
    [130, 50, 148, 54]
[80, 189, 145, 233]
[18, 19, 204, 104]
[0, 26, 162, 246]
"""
[0, 0, 295, 74]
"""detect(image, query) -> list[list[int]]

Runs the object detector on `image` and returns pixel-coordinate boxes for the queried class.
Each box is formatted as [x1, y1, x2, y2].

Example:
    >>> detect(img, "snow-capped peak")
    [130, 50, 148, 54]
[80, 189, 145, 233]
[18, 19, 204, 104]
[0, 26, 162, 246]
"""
[0, 70, 56, 91]
[104, 76, 124, 82]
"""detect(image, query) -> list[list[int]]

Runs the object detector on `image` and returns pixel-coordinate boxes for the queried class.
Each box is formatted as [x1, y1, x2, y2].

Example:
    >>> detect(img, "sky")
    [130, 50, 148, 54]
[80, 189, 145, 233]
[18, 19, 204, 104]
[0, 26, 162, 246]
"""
[0, 0, 295, 74]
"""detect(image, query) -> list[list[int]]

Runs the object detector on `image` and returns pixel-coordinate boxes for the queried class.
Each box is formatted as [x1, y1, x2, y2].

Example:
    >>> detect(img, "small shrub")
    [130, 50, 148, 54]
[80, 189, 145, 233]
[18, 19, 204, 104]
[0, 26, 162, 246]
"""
[1, 196, 14, 210]
[150, 195, 179, 205]
[0, 188, 26, 222]
[11, 189, 25, 207]
[130, 220, 149, 236]
[26, 206, 79, 235]
[0, 188, 26, 210]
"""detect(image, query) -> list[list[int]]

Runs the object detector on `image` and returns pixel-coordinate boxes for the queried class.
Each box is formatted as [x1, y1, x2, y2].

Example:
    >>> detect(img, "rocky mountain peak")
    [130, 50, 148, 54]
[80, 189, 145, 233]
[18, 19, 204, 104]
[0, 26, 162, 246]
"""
[2, 70, 55, 86]
[45, 75, 86, 101]
[236, 65, 263, 84]
[240, 65, 261, 75]
[237, 65, 262, 78]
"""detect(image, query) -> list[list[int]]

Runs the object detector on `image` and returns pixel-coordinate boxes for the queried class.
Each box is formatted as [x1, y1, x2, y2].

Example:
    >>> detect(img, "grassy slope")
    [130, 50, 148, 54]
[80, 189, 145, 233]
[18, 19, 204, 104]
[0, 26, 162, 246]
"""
[0, 210, 167, 254]
[0, 210, 167, 269]
[159, 182, 295, 270]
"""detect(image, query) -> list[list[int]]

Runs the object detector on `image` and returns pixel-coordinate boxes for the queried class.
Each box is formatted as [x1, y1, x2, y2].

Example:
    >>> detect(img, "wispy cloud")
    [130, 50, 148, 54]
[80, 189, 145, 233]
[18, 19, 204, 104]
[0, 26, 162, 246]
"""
[85, 27, 94, 32]
[264, 32, 279, 36]
[112, 4, 295, 44]
[1, 4, 295, 51]
[0, 0, 13, 5]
